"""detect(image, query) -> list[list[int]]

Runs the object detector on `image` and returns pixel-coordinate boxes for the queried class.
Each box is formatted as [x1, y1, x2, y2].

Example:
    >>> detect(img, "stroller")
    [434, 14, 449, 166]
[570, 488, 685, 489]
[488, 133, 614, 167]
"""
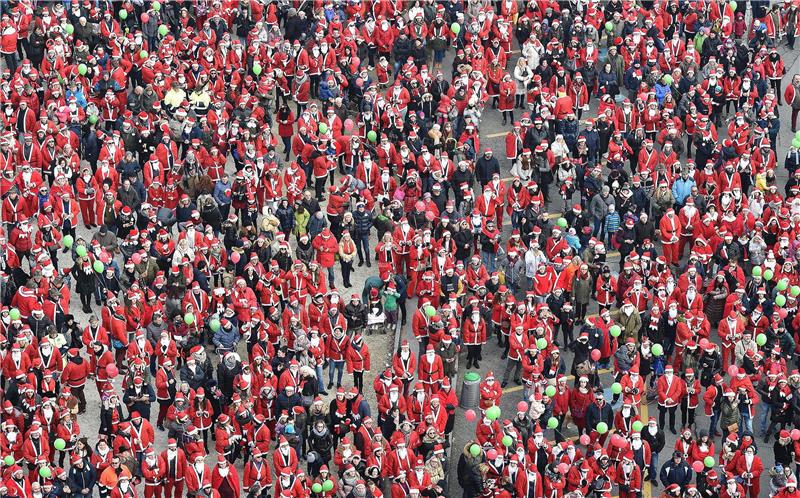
[367, 303, 390, 335]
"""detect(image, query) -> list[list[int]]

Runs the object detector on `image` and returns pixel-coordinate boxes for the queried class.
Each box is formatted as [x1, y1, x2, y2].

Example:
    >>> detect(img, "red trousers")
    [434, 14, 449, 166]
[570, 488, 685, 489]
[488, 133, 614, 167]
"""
[721, 344, 734, 371]
[678, 236, 693, 259]
[163, 479, 184, 498]
[662, 242, 679, 265]
[394, 252, 411, 277]
[673, 345, 685, 371]
[145, 484, 163, 498]
[79, 199, 97, 226]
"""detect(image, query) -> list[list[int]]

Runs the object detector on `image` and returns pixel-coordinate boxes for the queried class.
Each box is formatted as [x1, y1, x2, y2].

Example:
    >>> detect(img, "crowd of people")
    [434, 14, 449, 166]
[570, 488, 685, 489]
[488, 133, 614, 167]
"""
[3, 0, 800, 498]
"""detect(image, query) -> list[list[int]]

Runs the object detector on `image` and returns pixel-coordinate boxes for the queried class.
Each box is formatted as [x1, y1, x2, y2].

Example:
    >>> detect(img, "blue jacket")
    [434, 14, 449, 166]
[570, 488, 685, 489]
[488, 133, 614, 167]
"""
[660, 459, 693, 488]
[353, 209, 373, 237]
[213, 180, 232, 206]
[214, 324, 239, 349]
[624, 68, 643, 93]
[654, 82, 671, 105]
[579, 129, 600, 164]
[66, 87, 88, 108]
[67, 460, 97, 494]
[671, 177, 696, 205]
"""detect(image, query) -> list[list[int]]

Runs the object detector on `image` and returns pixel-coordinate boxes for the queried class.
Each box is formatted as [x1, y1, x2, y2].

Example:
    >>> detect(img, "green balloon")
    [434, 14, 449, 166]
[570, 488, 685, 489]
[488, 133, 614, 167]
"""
[140, 50, 148, 59]
[184, 313, 195, 325]
[502, 435, 513, 447]
[704, 456, 715, 467]
[8, 309, 19, 321]
[596, 422, 608, 434]
[557, 217, 568, 228]
[367, 130, 377, 143]
[776, 295, 787, 307]
[425, 305, 436, 318]
[605, 21, 614, 31]
[319, 123, 328, 134]
[545, 385, 557, 397]
[76, 245, 88, 257]
[450, 22, 461, 35]
[88, 114, 98, 124]
[663, 74, 673, 85]
[65, 24, 74, 34]
[3, 456, 13, 466]
[609, 325, 621, 337]
[322, 480, 334, 492]
[486, 405, 501, 421]
[210, 319, 221, 332]
[791, 286, 800, 297]
[39, 467, 51, 478]
[78, 63, 87, 75]
[793, 139, 800, 149]
[62, 235, 74, 248]
[652, 343, 664, 356]
[756, 333, 767, 346]
[536, 338, 548, 350]
[764, 269, 774, 281]
[311, 483, 323, 494]
[158, 24, 168, 36]
[752, 266, 762, 277]
[119, 9, 128, 19]
[252, 63, 262, 76]
[778, 279, 789, 291]
[632, 420, 644, 432]
[469, 444, 481, 457]
[153, 1, 161, 11]
[93, 260, 105, 273]
[729, 0, 737, 10]
[547, 417, 559, 429]
[54, 438, 66, 451]
[611, 382, 622, 394]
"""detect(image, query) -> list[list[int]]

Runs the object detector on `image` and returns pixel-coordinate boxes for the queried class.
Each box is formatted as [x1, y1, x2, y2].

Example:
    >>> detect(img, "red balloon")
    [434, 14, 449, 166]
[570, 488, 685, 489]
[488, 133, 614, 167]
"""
[355, 78, 364, 86]
[699, 338, 710, 349]
[231, 252, 241, 264]
[579, 434, 590, 446]
[344, 119, 354, 132]
[100, 251, 112, 264]
[465, 409, 476, 422]
[692, 461, 704, 473]
[779, 308, 789, 320]
[792, 429, 800, 441]
[486, 449, 498, 460]
[141, 13, 150, 23]
[106, 364, 119, 378]
[516, 401, 529, 413]
[131, 253, 142, 265]
[727, 365, 739, 377]
[425, 211, 435, 222]
[590, 349, 602, 361]
[557, 463, 570, 475]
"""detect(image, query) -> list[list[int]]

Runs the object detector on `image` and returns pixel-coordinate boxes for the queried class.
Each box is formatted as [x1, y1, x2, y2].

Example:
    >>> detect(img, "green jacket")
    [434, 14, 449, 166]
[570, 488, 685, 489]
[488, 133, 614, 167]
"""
[618, 311, 642, 343]
[572, 275, 593, 305]
[294, 209, 310, 237]
[720, 399, 739, 429]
